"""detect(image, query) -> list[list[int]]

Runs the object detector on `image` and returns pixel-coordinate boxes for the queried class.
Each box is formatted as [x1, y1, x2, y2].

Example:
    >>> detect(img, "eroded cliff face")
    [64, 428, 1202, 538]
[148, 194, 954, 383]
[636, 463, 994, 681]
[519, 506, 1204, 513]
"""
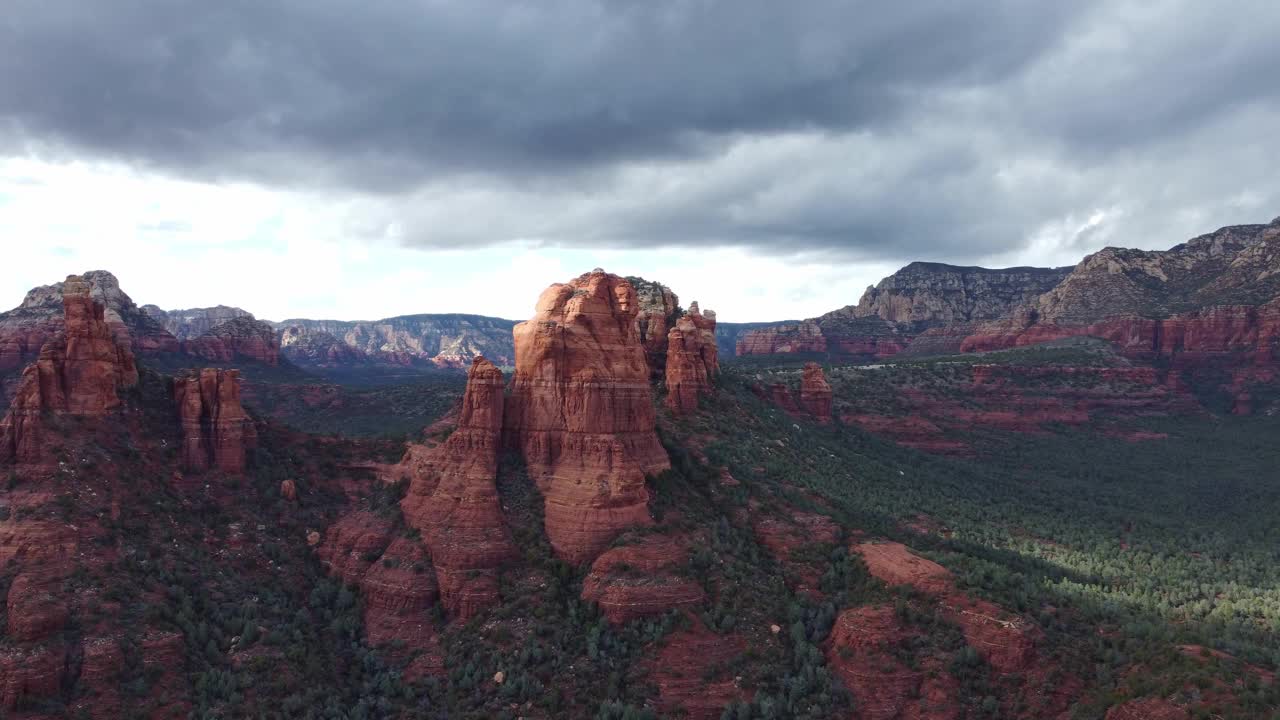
[736, 263, 1068, 360]
[581, 534, 704, 623]
[628, 276, 681, 377]
[735, 315, 914, 360]
[174, 368, 257, 474]
[853, 263, 1072, 325]
[1, 276, 139, 464]
[665, 302, 719, 413]
[1, 270, 171, 372]
[183, 316, 282, 366]
[950, 220, 1280, 411]
[142, 304, 255, 340]
[399, 356, 515, 618]
[504, 270, 670, 564]
[274, 314, 517, 368]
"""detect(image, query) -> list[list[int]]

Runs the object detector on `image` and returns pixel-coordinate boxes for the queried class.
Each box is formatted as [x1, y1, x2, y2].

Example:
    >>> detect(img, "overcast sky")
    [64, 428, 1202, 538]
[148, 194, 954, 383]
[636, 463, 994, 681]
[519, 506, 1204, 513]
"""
[2, 1, 1278, 321]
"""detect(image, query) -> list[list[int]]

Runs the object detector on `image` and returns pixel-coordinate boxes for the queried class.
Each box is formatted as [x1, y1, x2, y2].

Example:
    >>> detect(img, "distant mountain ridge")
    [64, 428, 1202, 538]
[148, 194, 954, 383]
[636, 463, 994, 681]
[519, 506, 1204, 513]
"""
[738, 216, 1280, 362]
[734, 262, 1069, 360]
[273, 314, 518, 368]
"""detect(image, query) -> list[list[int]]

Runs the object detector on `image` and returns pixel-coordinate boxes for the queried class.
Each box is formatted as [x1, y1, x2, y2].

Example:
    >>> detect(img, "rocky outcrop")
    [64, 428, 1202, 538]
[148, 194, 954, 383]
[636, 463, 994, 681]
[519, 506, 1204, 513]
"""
[960, 300, 1280, 358]
[753, 510, 841, 597]
[274, 314, 517, 369]
[736, 263, 1067, 360]
[757, 364, 835, 425]
[1, 276, 139, 464]
[799, 362, 833, 422]
[174, 368, 257, 473]
[643, 622, 750, 719]
[278, 326, 372, 366]
[853, 263, 1071, 325]
[629, 276, 681, 377]
[826, 604, 958, 720]
[142, 304, 255, 340]
[953, 219, 1280, 408]
[854, 542, 1039, 674]
[736, 315, 915, 360]
[399, 356, 515, 617]
[581, 535, 704, 623]
[184, 316, 281, 366]
[665, 302, 719, 413]
[0, 271, 177, 372]
[715, 320, 794, 357]
[317, 511, 443, 677]
[504, 270, 670, 564]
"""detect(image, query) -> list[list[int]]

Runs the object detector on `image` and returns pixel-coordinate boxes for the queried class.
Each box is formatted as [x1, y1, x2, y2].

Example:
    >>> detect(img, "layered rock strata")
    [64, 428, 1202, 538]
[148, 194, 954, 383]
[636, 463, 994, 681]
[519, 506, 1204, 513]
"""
[629, 276, 681, 377]
[504, 270, 670, 564]
[173, 368, 256, 473]
[581, 535, 704, 623]
[399, 356, 515, 617]
[664, 302, 719, 413]
[1, 276, 139, 464]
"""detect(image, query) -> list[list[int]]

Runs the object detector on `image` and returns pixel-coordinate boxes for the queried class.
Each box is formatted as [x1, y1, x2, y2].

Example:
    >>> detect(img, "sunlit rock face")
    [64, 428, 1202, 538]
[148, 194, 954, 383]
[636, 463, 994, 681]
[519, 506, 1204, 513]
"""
[504, 269, 670, 565]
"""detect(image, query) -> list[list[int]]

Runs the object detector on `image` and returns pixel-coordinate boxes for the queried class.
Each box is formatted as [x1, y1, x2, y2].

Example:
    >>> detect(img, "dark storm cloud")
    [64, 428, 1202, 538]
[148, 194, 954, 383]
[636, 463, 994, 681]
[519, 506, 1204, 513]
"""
[0, 0, 1075, 181]
[2, 0, 1279, 261]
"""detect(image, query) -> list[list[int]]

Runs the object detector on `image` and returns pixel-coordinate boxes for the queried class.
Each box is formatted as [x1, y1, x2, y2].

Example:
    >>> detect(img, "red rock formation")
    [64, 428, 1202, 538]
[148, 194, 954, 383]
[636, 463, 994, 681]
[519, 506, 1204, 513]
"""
[799, 362, 832, 422]
[174, 368, 257, 473]
[317, 511, 443, 675]
[854, 542, 1040, 674]
[183, 316, 281, 366]
[756, 364, 834, 424]
[0, 646, 64, 710]
[736, 319, 827, 356]
[400, 356, 515, 617]
[735, 314, 914, 359]
[644, 622, 751, 719]
[960, 300, 1280, 361]
[281, 479, 298, 501]
[753, 510, 840, 597]
[0, 270, 177, 372]
[1104, 699, 1189, 720]
[581, 534, 704, 623]
[1, 276, 139, 464]
[665, 302, 719, 413]
[826, 604, 959, 720]
[504, 270, 670, 564]
[838, 363, 1197, 454]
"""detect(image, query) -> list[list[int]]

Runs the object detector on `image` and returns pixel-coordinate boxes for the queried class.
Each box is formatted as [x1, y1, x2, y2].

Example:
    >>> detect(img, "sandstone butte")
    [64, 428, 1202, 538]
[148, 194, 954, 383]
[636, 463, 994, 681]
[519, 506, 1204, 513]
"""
[173, 368, 257, 474]
[504, 269, 671, 565]
[0, 275, 139, 464]
[664, 301, 720, 413]
[399, 356, 516, 617]
[799, 362, 833, 422]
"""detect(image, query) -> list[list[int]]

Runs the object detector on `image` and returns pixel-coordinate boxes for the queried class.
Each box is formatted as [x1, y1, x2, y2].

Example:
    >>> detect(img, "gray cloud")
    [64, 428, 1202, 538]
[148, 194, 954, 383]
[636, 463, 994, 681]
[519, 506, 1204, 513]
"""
[2, 0, 1279, 263]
